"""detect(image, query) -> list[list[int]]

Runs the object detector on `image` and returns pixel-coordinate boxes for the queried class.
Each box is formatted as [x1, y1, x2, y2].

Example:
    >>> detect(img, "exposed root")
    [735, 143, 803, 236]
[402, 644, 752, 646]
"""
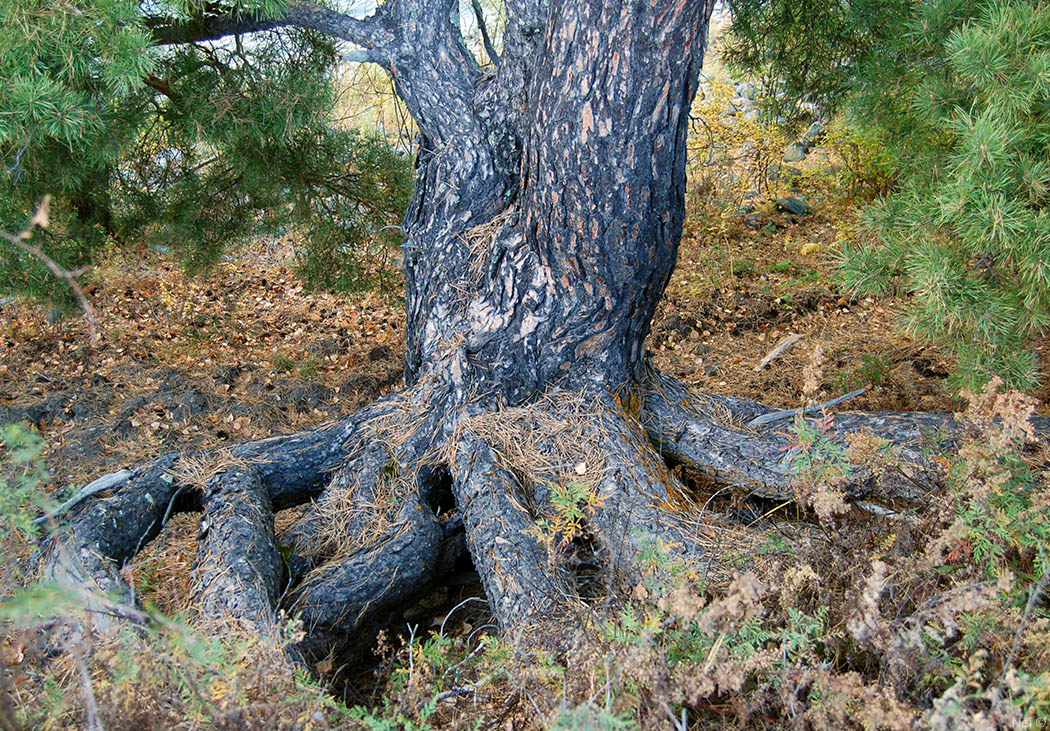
[640, 370, 955, 501]
[450, 389, 714, 618]
[287, 496, 457, 661]
[36, 394, 404, 630]
[451, 432, 577, 632]
[41, 362, 1032, 666]
[588, 398, 712, 584]
[40, 455, 185, 634]
[286, 440, 404, 566]
[190, 465, 282, 633]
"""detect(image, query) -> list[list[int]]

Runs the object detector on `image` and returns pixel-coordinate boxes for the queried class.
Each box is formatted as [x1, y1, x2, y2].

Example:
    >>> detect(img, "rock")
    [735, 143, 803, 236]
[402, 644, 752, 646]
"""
[802, 120, 824, 146]
[783, 142, 808, 163]
[745, 212, 768, 230]
[775, 197, 813, 217]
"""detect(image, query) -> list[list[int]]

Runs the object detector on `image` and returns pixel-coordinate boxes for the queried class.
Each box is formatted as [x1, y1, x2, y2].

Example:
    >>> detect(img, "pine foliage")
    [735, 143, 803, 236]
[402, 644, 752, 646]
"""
[727, 0, 1050, 389]
[0, 0, 411, 307]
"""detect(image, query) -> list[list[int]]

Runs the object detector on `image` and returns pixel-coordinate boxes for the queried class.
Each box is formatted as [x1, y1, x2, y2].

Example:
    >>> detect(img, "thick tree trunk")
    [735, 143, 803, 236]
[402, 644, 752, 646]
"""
[39, 0, 1034, 667]
[402, 0, 713, 401]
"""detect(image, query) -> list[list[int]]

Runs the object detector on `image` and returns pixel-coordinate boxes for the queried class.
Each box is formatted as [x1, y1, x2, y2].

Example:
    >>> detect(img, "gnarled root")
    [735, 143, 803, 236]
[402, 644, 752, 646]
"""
[36, 395, 410, 634]
[451, 433, 574, 632]
[589, 398, 710, 581]
[38, 366, 1039, 662]
[639, 371, 965, 502]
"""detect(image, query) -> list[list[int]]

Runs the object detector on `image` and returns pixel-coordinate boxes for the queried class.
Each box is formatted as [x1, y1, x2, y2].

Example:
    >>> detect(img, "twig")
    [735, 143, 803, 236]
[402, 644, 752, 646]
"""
[406, 622, 418, 687]
[439, 596, 489, 637]
[66, 643, 104, 731]
[853, 500, 918, 525]
[1, 196, 100, 346]
[32, 469, 133, 526]
[665, 704, 688, 731]
[754, 333, 802, 371]
[470, 0, 500, 68]
[747, 388, 867, 428]
[431, 686, 476, 705]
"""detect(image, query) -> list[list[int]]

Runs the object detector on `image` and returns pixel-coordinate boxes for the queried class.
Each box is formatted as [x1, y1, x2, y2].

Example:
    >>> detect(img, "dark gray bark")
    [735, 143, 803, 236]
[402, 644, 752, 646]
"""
[191, 465, 282, 631]
[37, 0, 1034, 661]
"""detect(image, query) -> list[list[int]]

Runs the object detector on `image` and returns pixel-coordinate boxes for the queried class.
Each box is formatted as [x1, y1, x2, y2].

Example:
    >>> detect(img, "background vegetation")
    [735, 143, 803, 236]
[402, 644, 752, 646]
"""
[726, 0, 1050, 390]
[1, 0, 412, 305]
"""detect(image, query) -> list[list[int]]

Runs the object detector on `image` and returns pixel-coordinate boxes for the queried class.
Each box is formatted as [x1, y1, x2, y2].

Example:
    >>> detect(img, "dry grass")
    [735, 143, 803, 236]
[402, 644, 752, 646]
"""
[453, 389, 609, 496]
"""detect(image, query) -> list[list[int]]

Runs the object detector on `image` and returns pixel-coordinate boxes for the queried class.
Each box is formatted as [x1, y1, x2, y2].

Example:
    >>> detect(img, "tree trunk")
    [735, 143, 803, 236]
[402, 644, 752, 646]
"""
[38, 0, 1031, 664]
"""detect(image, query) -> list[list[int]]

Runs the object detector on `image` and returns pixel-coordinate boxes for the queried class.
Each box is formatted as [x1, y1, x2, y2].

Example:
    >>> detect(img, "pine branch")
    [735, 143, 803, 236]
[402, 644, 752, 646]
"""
[471, 0, 500, 68]
[146, 1, 393, 65]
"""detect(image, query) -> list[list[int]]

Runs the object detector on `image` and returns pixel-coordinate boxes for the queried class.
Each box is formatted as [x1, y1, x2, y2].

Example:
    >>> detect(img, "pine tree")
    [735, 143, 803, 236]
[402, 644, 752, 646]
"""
[0, 0, 411, 308]
[727, 0, 1050, 389]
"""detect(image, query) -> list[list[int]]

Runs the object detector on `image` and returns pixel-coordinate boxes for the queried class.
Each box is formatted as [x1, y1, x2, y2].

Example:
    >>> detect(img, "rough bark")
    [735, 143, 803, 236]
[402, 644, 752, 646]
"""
[191, 465, 282, 632]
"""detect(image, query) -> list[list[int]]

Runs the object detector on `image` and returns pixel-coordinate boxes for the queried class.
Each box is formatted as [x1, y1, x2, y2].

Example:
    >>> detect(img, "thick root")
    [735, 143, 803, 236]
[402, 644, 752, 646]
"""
[39, 455, 184, 633]
[640, 371, 958, 501]
[452, 433, 574, 633]
[36, 395, 403, 630]
[190, 465, 282, 633]
[42, 366, 1036, 659]
[286, 496, 457, 660]
[589, 400, 710, 580]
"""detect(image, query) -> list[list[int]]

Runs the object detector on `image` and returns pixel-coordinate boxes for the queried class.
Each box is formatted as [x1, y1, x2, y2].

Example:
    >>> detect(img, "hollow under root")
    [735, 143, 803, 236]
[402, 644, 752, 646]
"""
[286, 494, 458, 661]
[280, 392, 466, 660]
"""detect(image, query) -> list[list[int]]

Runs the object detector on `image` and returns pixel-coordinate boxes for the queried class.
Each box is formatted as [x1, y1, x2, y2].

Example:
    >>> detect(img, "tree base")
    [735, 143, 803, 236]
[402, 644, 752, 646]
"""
[37, 367, 1041, 658]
